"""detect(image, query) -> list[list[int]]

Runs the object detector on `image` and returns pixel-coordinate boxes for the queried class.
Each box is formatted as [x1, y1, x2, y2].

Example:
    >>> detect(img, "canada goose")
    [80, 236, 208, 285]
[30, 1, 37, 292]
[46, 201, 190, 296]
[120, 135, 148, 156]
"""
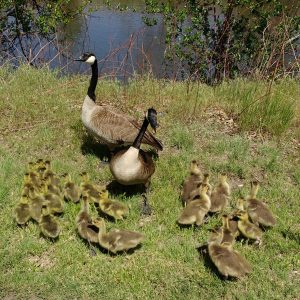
[28, 187, 44, 223]
[109, 108, 158, 185]
[22, 173, 36, 197]
[79, 172, 102, 203]
[209, 173, 231, 213]
[98, 190, 129, 220]
[45, 182, 62, 196]
[76, 196, 99, 244]
[62, 173, 81, 203]
[208, 231, 251, 279]
[93, 218, 144, 254]
[43, 185, 64, 214]
[39, 206, 61, 238]
[177, 184, 211, 226]
[219, 214, 236, 245]
[246, 181, 276, 227]
[181, 160, 202, 206]
[25, 170, 42, 190]
[209, 214, 238, 245]
[15, 195, 31, 225]
[236, 211, 263, 246]
[187, 172, 212, 203]
[75, 53, 163, 151]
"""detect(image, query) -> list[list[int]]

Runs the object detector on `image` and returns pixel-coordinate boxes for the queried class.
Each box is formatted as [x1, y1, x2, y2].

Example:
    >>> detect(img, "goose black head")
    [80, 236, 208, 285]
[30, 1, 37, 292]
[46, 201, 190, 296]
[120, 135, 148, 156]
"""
[74, 52, 96, 65]
[146, 107, 159, 133]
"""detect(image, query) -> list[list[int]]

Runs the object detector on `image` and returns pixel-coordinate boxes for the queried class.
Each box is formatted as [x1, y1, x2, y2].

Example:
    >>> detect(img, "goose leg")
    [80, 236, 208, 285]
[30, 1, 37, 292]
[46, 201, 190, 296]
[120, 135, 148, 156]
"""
[141, 181, 152, 216]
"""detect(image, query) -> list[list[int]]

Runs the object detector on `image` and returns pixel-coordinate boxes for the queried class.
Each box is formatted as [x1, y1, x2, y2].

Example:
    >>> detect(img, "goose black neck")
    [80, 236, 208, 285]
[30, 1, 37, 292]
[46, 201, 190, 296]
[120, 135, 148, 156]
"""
[132, 118, 149, 149]
[87, 60, 98, 102]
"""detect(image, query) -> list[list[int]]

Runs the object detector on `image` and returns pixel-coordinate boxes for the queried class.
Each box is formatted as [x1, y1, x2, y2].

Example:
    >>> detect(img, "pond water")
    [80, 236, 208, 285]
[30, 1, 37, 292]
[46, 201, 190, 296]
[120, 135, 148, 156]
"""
[56, 0, 166, 78]
[3, 0, 300, 79]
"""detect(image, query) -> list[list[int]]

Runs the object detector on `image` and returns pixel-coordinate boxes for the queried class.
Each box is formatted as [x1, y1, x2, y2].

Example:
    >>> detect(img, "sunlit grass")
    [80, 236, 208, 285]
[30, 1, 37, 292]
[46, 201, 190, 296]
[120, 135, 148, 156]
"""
[0, 65, 299, 299]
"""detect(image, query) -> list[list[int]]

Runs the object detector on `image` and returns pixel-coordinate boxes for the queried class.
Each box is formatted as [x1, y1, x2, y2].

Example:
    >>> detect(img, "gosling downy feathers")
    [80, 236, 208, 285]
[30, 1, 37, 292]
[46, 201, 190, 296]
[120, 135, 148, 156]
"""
[39, 207, 61, 239]
[237, 210, 263, 245]
[15, 195, 31, 225]
[79, 172, 102, 203]
[62, 173, 81, 203]
[75, 53, 163, 151]
[109, 107, 158, 186]
[181, 160, 202, 206]
[98, 190, 129, 220]
[43, 187, 64, 214]
[93, 218, 144, 254]
[177, 184, 211, 226]
[209, 173, 231, 213]
[246, 181, 276, 227]
[208, 227, 251, 279]
[76, 196, 99, 243]
[28, 188, 44, 223]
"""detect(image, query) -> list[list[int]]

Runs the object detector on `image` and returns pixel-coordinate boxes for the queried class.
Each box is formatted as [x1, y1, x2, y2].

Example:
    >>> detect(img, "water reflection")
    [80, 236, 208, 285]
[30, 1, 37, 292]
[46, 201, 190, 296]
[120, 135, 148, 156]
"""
[59, 1, 165, 78]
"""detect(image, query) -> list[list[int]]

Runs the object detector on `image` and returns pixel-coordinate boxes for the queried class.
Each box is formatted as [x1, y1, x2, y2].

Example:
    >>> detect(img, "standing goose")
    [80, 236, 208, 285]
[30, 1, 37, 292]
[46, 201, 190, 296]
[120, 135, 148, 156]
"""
[109, 108, 159, 213]
[75, 53, 163, 151]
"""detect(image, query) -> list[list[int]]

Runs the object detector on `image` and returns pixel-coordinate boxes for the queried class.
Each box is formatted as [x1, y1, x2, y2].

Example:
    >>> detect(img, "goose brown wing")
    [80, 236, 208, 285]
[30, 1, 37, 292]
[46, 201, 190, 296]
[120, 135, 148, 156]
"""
[91, 106, 163, 150]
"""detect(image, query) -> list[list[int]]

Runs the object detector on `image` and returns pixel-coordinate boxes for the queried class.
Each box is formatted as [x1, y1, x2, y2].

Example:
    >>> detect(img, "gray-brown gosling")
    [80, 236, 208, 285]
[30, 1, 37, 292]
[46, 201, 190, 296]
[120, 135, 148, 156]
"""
[187, 172, 212, 202]
[93, 218, 145, 254]
[15, 195, 31, 225]
[207, 226, 251, 279]
[43, 185, 64, 214]
[98, 190, 129, 220]
[236, 210, 263, 246]
[28, 187, 44, 223]
[209, 173, 231, 213]
[22, 173, 36, 197]
[43, 160, 61, 187]
[25, 169, 42, 190]
[39, 206, 61, 238]
[62, 173, 81, 203]
[177, 184, 211, 226]
[246, 181, 276, 227]
[76, 196, 99, 244]
[181, 160, 202, 207]
[79, 172, 102, 203]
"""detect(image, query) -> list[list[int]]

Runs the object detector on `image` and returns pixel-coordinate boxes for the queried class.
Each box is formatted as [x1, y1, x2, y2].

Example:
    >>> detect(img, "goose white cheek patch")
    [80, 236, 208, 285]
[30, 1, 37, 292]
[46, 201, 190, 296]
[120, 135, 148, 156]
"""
[86, 56, 96, 64]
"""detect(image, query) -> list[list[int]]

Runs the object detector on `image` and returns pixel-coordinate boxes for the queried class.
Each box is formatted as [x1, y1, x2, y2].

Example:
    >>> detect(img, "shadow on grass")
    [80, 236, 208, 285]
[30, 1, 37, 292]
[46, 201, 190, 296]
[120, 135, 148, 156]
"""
[80, 135, 111, 161]
[280, 229, 300, 244]
[106, 180, 145, 197]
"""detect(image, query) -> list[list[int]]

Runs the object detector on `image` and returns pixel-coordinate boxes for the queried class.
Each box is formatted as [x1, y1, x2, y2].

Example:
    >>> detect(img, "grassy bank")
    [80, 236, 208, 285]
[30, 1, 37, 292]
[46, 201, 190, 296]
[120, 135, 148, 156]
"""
[0, 65, 299, 299]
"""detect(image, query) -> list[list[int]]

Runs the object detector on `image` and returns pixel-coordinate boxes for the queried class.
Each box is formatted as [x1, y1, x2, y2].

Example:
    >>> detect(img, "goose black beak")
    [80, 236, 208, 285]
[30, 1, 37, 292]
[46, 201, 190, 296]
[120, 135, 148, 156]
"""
[74, 56, 84, 62]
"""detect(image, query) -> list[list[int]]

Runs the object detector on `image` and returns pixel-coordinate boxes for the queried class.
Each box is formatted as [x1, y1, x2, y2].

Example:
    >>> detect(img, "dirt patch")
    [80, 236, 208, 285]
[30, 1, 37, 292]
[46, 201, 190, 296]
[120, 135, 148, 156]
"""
[205, 106, 240, 136]
[28, 252, 55, 269]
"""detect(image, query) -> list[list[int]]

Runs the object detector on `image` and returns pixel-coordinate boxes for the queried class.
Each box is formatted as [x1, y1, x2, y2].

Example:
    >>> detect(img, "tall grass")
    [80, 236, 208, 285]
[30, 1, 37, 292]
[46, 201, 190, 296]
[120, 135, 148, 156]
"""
[215, 78, 299, 135]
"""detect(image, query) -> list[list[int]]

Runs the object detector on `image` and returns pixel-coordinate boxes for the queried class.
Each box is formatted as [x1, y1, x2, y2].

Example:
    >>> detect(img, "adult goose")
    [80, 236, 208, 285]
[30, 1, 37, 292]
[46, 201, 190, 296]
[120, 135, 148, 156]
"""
[109, 108, 159, 214]
[75, 53, 163, 151]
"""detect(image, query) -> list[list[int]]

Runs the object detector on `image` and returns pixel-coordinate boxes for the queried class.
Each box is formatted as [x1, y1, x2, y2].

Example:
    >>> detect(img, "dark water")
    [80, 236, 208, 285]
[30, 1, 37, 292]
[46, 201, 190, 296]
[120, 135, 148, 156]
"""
[4, 0, 300, 79]
[56, 1, 166, 78]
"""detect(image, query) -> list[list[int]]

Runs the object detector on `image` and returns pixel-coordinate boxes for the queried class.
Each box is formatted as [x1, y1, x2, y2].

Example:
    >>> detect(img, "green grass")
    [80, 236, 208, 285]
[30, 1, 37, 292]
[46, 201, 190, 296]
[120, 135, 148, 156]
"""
[0, 65, 299, 299]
